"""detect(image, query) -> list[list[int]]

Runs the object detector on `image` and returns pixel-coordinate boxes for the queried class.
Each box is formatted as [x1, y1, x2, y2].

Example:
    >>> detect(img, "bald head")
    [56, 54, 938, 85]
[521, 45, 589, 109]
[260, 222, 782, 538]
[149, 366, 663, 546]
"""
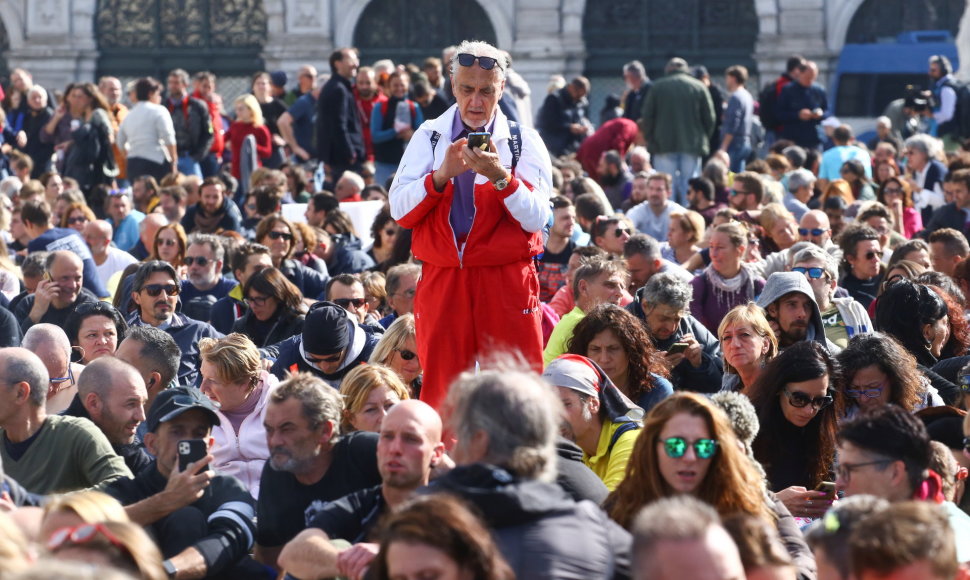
[0, 347, 50, 408]
[22, 324, 71, 394]
[84, 219, 113, 239]
[800, 210, 832, 247]
[83, 220, 113, 256]
[77, 356, 144, 400]
[48, 250, 82, 271]
[377, 399, 445, 490]
[78, 357, 147, 445]
[139, 213, 168, 248]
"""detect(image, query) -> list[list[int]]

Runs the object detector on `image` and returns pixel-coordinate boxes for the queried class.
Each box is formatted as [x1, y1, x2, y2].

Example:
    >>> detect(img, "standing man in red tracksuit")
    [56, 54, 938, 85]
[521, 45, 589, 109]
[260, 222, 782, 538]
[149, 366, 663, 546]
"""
[389, 40, 553, 410]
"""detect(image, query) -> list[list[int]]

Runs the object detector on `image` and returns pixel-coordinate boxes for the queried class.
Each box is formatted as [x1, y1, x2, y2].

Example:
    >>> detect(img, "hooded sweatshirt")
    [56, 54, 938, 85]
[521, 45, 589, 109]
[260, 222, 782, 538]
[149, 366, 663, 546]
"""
[756, 272, 841, 354]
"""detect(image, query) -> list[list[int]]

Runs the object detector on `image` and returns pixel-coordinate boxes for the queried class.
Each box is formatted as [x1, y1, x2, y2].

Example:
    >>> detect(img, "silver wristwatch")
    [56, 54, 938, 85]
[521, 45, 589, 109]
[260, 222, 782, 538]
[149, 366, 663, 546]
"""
[493, 176, 510, 191]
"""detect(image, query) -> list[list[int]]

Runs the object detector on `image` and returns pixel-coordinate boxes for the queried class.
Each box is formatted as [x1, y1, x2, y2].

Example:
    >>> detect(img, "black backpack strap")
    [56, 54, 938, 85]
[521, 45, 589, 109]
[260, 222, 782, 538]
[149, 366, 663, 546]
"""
[508, 120, 521, 172]
[607, 421, 641, 454]
[429, 130, 441, 153]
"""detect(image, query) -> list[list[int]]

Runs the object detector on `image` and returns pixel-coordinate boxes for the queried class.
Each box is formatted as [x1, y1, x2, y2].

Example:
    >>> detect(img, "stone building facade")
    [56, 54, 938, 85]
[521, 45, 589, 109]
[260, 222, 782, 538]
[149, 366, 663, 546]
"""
[0, 0, 966, 110]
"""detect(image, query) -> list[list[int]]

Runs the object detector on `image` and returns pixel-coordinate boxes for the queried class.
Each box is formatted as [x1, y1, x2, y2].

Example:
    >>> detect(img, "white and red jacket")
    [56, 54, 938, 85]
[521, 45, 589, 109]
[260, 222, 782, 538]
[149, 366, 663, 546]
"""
[389, 105, 552, 266]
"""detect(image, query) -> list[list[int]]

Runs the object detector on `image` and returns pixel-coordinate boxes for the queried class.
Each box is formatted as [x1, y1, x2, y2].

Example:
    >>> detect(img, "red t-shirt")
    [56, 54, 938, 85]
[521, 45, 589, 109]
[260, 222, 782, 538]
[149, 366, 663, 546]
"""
[226, 121, 272, 179]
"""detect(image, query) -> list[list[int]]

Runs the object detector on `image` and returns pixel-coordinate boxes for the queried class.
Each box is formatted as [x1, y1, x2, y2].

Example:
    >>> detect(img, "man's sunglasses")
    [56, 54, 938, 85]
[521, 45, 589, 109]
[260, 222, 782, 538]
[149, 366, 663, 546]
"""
[798, 228, 828, 236]
[783, 388, 833, 410]
[792, 266, 826, 280]
[183, 256, 210, 267]
[396, 348, 418, 361]
[660, 437, 718, 459]
[864, 251, 880, 260]
[457, 53, 501, 71]
[268, 231, 293, 241]
[142, 283, 180, 297]
[334, 298, 366, 309]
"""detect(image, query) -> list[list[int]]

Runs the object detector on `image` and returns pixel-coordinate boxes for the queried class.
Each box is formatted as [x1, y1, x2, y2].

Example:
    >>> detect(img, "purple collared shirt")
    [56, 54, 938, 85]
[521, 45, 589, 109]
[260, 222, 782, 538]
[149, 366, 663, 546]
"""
[448, 112, 496, 240]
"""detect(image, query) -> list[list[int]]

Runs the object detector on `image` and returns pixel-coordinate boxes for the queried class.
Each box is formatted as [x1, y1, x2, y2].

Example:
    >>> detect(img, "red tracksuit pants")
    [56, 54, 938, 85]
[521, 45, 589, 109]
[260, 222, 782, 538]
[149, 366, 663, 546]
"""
[414, 259, 543, 411]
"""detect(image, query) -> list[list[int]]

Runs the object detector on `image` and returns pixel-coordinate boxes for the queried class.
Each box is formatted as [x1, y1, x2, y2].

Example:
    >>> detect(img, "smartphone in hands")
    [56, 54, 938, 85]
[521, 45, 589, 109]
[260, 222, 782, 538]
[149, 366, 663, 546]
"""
[467, 132, 491, 151]
[177, 439, 209, 473]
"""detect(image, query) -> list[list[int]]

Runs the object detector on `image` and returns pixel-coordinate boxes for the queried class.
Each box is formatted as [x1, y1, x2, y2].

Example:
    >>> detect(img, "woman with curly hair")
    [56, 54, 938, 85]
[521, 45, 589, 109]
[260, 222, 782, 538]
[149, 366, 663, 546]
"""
[836, 332, 943, 416]
[878, 176, 922, 238]
[928, 284, 970, 360]
[748, 341, 843, 518]
[603, 393, 815, 577]
[567, 303, 672, 412]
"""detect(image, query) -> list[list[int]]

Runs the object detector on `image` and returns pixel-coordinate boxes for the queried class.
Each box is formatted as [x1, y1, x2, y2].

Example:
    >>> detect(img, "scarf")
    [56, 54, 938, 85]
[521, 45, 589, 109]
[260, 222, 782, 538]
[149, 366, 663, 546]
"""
[704, 263, 755, 308]
[193, 204, 224, 234]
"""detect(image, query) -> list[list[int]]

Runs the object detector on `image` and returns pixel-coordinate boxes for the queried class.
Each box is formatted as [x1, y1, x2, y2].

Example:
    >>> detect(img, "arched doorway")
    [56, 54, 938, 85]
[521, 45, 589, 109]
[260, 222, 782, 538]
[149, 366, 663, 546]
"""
[95, 0, 266, 99]
[353, 0, 497, 66]
[846, 0, 965, 44]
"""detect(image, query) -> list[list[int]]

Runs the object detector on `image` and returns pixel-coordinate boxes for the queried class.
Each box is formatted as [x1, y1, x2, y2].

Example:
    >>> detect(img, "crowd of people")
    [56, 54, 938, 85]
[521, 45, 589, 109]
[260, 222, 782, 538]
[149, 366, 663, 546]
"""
[0, 37, 970, 579]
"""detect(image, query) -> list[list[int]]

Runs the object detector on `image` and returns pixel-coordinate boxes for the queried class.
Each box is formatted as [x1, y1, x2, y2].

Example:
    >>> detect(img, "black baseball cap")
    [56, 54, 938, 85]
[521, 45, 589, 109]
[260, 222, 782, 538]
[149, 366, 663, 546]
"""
[146, 386, 220, 433]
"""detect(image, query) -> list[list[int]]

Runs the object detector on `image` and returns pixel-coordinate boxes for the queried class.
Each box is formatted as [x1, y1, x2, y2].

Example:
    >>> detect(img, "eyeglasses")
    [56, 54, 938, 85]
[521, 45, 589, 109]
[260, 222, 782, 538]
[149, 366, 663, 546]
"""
[333, 297, 366, 309]
[883, 186, 903, 195]
[245, 204, 257, 211]
[141, 283, 180, 297]
[157, 238, 178, 247]
[783, 388, 833, 410]
[245, 295, 271, 306]
[268, 231, 293, 241]
[396, 348, 418, 361]
[68, 216, 88, 225]
[614, 227, 630, 237]
[835, 459, 893, 482]
[47, 523, 128, 553]
[864, 251, 880, 260]
[457, 53, 500, 71]
[846, 383, 885, 399]
[730, 189, 747, 197]
[660, 437, 718, 459]
[792, 266, 826, 280]
[183, 256, 210, 267]
[798, 228, 828, 236]
[50, 365, 75, 387]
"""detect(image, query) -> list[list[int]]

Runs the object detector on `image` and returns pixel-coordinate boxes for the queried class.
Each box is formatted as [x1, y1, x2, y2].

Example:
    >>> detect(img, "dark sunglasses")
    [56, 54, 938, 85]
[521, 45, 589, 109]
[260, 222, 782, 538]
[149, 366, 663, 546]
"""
[730, 188, 747, 197]
[183, 256, 210, 267]
[311, 353, 343, 364]
[660, 437, 718, 459]
[157, 238, 178, 247]
[268, 231, 293, 241]
[68, 216, 89, 225]
[783, 388, 833, 410]
[798, 228, 828, 236]
[614, 227, 630, 237]
[457, 52, 500, 70]
[334, 297, 366, 309]
[141, 283, 180, 297]
[396, 348, 418, 361]
[792, 266, 826, 280]
[245, 295, 271, 306]
[864, 251, 880, 260]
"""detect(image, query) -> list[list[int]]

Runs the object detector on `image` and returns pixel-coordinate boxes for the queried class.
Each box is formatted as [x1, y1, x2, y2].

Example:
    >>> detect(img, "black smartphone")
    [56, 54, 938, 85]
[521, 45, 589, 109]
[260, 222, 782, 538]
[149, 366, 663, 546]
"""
[667, 342, 689, 355]
[467, 132, 491, 151]
[814, 480, 836, 500]
[177, 439, 209, 473]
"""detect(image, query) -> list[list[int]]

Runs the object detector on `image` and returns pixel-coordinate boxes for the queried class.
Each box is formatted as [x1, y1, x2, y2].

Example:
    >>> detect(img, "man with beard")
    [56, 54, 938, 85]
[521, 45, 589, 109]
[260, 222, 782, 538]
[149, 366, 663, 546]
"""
[756, 271, 841, 353]
[127, 261, 222, 386]
[64, 357, 151, 475]
[278, 400, 445, 579]
[790, 245, 871, 350]
[14, 250, 100, 331]
[179, 234, 235, 323]
[597, 149, 634, 210]
[254, 373, 380, 570]
[626, 172, 686, 242]
[354, 66, 385, 162]
[180, 176, 242, 235]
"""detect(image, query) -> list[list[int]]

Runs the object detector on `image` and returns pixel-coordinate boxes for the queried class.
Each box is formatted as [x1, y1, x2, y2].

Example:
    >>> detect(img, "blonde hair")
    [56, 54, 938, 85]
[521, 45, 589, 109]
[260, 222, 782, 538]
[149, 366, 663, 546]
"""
[199, 333, 261, 387]
[758, 203, 795, 233]
[0, 511, 30, 574]
[234, 94, 264, 127]
[712, 221, 750, 248]
[42, 490, 130, 525]
[369, 313, 417, 367]
[669, 210, 706, 244]
[338, 364, 409, 432]
[717, 303, 778, 375]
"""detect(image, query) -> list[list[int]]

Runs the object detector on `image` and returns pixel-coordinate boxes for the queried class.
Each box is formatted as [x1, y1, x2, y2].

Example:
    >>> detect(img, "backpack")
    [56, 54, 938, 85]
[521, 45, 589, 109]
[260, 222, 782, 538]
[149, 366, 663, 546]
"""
[758, 80, 780, 130]
[607, 421, 641, 454]
[940, 79, 970, 139]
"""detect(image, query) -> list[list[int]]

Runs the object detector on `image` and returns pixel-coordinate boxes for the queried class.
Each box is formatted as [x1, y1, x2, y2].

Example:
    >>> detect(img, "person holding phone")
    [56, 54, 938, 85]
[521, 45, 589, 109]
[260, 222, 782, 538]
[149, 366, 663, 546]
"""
[105, 386, 258, 579]
[389, 39, 552, 410]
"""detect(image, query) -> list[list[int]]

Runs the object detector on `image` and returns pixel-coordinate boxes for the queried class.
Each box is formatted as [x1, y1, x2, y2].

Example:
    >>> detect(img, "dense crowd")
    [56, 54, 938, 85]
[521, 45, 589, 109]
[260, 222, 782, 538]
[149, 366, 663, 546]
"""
[0, 38, 969, 580]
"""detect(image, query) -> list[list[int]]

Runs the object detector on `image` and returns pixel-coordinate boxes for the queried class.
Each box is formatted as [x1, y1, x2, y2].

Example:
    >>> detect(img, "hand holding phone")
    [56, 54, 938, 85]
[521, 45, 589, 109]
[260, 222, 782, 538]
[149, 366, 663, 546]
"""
[667, 342, 690, 355]
[467, 132, 491, 151]
[178, 440, 209, 474]
[814, 481, 837, 500]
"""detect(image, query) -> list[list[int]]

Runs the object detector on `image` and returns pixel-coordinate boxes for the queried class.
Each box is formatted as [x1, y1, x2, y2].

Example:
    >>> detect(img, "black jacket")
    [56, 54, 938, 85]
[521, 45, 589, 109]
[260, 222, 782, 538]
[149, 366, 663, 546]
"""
[279, 258, 330, 300]
[425, 464, 632, 580]
[268, 322, 382, 388]
[15, 288, 100, 333]
[537, 87, 589, 157]
[167, 95, 215, 160]
[326, 234, 376, 276]
[922, 200, 965, 238]
[316, 74, 364, 167]
[0, 305, 22, 347]
[555, 438, 608, 504]
[626, 291, 724, 392]
[232, 309, 305, 348]
[181, 196, 243, 235]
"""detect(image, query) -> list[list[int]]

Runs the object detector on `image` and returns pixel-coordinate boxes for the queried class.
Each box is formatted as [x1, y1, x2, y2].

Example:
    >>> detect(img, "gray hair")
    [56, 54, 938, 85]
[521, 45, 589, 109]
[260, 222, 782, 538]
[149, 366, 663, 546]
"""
[633, 495, 723, 572]
[641, 272, 692, 311]
[445, 362, 560, 482]
[270, 372, 344, 441]
[623, 60, 646, 79]
[186, 233, 225, 262]
[22, 324, 71, 360]
[0, 348, 49, 407]
[450, 40, 508, 80]
[709, 391, 760, 453]
[338, 170, 365, 192]
[788, 168, 816, 193]
[792, 244, 838, 280]
[904, 133, 942, 159]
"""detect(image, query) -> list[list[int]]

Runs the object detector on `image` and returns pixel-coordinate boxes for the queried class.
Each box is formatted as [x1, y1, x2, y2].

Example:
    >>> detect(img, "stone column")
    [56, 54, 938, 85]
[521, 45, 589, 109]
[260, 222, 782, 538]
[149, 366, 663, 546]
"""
[7, 0, 99, 88]
[262, 0, 335, 73]
[753, 0, 833, 85]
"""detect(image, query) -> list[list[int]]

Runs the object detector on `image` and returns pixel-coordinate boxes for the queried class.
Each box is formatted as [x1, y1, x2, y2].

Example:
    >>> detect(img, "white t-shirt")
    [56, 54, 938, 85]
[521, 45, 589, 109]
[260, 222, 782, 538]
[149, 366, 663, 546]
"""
[96, 246, 138, 289]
